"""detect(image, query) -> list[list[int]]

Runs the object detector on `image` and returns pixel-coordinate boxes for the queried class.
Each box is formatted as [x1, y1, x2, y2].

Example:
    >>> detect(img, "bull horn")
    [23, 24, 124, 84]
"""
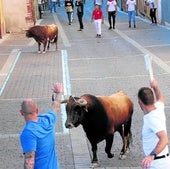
[61, 95, 70, 104]
[77, 98, 87, 106]
[61, 99, 68, 104]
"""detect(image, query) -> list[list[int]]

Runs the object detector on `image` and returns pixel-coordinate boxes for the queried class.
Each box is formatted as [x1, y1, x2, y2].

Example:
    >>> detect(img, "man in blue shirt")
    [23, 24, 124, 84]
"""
[19, 83, 63, 169]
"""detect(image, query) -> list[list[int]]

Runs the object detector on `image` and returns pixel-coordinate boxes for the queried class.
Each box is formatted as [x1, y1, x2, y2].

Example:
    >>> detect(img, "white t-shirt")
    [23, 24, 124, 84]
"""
[107, 0, 117, 12]
[38, 0, 42, 4]
[95, 0, 103, 6]
[126, 0, 136, 11]
[146, 0, 157, 9]
[142, 102, 170, 168]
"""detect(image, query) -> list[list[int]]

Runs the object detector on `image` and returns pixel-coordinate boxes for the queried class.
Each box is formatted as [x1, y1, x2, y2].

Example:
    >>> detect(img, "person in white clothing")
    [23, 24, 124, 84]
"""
[94, 0, 103, 8]
[145, 0, 157, 24]
[138, 78, 170, 169]
[106, 0, 117, 29]
[126, 0, 136, 28]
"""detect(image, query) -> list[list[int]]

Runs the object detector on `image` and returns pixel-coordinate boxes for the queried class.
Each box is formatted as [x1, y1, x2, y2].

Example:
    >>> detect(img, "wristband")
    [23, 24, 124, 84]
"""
[150, 150, 156, 159]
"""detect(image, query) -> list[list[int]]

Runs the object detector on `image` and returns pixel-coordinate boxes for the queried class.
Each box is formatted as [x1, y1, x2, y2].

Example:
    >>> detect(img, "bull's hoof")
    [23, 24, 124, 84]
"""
[90, 162, 100, 168]
[119, 154, 126, 160]
[125, 148, 130, 154]
[107, 153, 114, 158]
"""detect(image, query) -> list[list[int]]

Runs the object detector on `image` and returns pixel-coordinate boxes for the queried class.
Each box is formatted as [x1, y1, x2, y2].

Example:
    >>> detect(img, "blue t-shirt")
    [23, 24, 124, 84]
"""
[20, 110, 59, 169]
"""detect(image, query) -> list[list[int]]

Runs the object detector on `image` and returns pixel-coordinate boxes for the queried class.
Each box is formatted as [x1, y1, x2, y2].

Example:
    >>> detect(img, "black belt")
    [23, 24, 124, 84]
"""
[154, 153, 169, 160]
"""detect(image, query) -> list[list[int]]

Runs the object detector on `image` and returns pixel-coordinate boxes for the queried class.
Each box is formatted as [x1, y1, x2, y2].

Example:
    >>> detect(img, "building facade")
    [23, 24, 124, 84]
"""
[161, 0, 170, 26]
[0, 0, 39, 38]
[0, 0, 5, 38]
[117, 0, 170, 27]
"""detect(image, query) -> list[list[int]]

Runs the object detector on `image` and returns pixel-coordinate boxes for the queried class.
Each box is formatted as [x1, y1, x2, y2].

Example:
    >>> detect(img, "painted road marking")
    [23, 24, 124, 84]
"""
[0, 132, 69, 139]
[114, 28, 170, 74]
[104, 16, 170, 74]
[0, 49, 21, 96]
[61, 49, 71, 134]
[53, 13, 71, 47]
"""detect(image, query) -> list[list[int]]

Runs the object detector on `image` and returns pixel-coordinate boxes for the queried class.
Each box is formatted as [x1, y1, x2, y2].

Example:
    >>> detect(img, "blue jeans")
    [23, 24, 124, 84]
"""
[50, 2, 56, 12]
[128, 10, 136, 26]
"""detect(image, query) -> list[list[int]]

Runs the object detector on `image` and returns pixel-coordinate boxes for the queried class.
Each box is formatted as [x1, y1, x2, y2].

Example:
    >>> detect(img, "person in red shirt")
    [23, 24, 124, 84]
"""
[91, 4, 104, 38]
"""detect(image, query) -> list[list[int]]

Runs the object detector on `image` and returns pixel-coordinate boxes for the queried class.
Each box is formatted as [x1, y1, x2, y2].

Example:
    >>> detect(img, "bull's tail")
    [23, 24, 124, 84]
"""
[122, 113, 133, 147]
[52, 34, 58, 50]
[129, 129, 133, 146]
[53, 35, 58, 43]
[121, 123, 132, 144]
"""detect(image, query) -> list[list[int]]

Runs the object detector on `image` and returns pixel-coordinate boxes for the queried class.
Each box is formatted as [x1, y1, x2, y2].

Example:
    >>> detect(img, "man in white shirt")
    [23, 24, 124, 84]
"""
[126, 0, 136, 28]
[138, 79, 170, 169]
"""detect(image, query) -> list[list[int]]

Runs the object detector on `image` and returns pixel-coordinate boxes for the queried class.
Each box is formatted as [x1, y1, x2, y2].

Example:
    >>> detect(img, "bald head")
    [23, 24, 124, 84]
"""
[21, 99, 37, 115]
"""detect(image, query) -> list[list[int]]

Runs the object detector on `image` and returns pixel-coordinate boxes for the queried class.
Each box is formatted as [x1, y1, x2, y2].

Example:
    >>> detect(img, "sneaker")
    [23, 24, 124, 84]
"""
[108, 27, 112, 30]
[96, 34, 99, 38]
[129, 25, 131, 28]
[134, 25, 136, 28]
[77, 29, 82, 31]
[98, 34, 101, 38]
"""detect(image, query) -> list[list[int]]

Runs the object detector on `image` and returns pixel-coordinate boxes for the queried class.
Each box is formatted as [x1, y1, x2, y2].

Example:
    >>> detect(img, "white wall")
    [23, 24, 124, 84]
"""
[3, 0, 36, 32]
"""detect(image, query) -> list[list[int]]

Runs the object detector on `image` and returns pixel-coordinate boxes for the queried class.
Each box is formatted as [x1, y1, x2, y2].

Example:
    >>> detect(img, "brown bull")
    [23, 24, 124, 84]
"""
[61, 91, 133, 168]
[26, 24, 58, 53]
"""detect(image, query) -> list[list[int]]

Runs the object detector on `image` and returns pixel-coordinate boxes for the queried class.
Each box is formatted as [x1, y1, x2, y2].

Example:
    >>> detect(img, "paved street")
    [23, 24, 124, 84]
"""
[0, 1, 170, 169]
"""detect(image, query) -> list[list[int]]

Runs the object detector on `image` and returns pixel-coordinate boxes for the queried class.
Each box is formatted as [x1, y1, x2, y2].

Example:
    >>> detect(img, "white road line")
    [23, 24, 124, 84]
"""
[0, 132, 69, 139]
[0, 49, 21, 96]
[61, 50, 71, 96]
[0, 134, 19, 139]
[61, 49, 71, 134]
[53, 13, 71, 47]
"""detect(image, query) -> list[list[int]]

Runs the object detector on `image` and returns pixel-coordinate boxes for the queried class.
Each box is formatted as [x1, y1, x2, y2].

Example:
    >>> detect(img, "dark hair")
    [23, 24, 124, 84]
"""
[138, 87, 154, 105]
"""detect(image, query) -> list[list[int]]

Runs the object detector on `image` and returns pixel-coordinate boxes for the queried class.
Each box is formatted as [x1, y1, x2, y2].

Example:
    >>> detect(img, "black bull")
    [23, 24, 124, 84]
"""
[61, 91, 133, 167]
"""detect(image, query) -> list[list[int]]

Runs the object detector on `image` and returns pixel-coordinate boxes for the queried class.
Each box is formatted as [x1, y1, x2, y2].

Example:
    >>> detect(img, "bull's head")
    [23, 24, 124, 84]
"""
[61, 96, 88, 129]
[25, 30, 32, 38]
